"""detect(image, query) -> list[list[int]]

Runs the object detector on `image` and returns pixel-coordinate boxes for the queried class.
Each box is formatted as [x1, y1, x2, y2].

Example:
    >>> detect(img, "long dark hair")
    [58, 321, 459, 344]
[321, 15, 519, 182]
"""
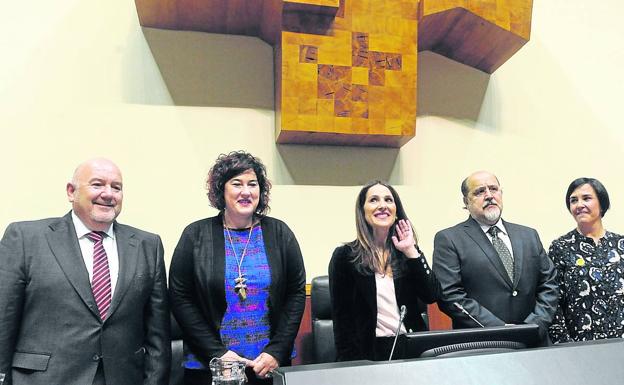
[347, 180, 417, 276]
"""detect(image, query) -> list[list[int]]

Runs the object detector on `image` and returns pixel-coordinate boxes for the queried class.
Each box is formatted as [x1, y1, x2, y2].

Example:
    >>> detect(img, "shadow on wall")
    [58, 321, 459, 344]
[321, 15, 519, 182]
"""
[276, 145, 400, 186]
[418, 51, 490, 121]
[141, 27, 274, 109]
[141, 27, 490, 122]
[140, 28, 491, 185]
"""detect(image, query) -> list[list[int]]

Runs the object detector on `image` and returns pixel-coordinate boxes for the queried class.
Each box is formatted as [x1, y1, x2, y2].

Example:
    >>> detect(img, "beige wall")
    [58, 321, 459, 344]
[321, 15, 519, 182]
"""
[2, 0, 623, 280]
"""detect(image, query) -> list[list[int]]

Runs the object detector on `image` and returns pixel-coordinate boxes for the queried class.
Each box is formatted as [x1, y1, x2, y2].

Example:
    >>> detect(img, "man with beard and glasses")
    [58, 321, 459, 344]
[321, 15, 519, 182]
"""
[432, 171, 558, 342]
[0, 158, 170, 385]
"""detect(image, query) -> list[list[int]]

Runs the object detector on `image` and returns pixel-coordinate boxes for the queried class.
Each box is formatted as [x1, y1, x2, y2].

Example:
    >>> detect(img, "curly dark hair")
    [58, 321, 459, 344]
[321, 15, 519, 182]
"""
[206, 151, 272, 216]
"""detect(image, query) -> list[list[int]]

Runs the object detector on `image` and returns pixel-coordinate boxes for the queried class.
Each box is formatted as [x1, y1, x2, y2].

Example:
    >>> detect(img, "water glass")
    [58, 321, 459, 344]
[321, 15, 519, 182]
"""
[209, 357, 247, 385]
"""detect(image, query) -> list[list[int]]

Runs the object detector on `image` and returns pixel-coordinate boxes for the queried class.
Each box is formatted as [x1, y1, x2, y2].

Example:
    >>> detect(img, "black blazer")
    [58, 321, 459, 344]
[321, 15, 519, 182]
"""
[432, 217, 558, 338]
[328, 244, 441, 361]
[169, 214, 306, 366]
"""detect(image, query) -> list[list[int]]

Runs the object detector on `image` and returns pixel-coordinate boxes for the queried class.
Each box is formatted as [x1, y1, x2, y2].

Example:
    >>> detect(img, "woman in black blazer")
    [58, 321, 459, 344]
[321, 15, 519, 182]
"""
[329, 181, 441, 361]
[169, 151, 306, 384]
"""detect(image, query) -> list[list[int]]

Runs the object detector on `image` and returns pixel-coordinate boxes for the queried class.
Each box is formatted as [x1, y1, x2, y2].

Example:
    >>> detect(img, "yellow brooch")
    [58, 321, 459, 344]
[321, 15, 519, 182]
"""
[575, 257, 585, 267]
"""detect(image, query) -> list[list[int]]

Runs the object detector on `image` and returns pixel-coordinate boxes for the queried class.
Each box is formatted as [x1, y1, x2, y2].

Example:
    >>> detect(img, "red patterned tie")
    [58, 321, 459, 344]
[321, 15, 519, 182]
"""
[87, 231, 112, 320]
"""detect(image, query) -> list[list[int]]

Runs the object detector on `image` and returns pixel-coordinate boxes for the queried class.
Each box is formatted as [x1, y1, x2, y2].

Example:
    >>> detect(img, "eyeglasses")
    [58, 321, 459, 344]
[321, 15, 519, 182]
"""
[472, 185, 500, 197]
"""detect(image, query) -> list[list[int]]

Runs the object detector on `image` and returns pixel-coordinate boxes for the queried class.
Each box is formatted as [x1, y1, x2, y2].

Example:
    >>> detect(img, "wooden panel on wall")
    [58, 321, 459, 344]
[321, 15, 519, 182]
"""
[276, 0, 419, 147]
[134, 0, 533, 146]
[283, 0, 340, 15]
[418, 0, 533, 73]
[293, 294, 313, 365]
[427, 302, 452, 330]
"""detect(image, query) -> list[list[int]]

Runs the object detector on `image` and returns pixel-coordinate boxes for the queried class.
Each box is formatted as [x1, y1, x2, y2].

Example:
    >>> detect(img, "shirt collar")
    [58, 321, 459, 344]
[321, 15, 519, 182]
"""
[71, 211, 115, 239]
[574, 228, 609, 243]
[476, 218, 507, 236]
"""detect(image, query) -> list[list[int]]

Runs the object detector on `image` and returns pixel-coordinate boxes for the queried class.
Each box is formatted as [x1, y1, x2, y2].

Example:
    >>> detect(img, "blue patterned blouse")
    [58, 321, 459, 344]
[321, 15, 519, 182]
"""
[184, 225, 271, 369]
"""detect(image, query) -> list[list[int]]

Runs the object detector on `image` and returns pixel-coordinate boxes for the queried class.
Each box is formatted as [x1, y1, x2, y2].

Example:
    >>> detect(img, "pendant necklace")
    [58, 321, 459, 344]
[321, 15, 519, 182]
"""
[224, 223, 254, 301]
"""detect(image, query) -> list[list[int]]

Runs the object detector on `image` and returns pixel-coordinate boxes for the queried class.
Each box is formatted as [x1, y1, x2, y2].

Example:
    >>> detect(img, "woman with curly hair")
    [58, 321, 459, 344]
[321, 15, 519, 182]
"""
[169, 151, 306, 384]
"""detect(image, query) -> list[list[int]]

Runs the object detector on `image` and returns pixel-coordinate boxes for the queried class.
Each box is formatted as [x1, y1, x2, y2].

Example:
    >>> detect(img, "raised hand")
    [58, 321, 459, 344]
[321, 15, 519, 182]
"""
[391, 219, 420, 258]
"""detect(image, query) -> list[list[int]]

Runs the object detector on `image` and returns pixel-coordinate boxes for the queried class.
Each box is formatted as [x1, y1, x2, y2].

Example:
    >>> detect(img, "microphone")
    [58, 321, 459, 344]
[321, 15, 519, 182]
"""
[453, 302, 485, 328]
[388, 305, 407, 361]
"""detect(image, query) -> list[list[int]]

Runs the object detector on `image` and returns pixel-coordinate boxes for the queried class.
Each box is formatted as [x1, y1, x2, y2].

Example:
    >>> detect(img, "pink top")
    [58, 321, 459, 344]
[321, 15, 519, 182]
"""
[375, 273, 407, 337]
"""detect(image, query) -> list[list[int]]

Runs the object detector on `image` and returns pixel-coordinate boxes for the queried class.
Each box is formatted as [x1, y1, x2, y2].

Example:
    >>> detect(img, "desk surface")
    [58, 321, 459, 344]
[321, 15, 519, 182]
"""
[274, 339, 624, 385]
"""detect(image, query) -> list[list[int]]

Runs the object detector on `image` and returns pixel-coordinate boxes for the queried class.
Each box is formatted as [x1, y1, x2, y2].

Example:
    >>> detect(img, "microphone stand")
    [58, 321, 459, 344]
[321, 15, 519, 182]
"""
[388, 305, 407, 361]
[453, 302, 485, 328]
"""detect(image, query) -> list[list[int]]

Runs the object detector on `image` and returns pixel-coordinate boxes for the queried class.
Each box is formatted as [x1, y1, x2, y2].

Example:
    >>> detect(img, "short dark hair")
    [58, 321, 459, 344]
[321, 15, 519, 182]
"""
[206, 151, 271, 216]
[461, 178, 470, 198]
[565, 177, 610, 217]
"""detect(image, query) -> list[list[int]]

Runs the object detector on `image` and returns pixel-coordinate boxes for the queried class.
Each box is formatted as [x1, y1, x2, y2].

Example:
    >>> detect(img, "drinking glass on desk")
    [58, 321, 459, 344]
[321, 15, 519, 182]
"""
[209, 357, 247, 385]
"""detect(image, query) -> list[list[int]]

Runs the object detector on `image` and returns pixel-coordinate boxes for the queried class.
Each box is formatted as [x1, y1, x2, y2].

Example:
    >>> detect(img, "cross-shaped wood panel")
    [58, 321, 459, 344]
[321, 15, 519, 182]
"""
[135, 0, 533, 147]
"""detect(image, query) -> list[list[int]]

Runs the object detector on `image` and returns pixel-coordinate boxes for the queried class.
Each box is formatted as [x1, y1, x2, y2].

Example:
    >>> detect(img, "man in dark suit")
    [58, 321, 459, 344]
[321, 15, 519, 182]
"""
[432, 171, 558, 339]
[0, 158, 170, 385]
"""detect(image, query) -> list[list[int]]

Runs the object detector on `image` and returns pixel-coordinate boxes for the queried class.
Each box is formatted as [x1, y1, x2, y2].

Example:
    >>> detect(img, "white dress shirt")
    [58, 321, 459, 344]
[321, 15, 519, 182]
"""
[72, 211, 119, 297]
[478, 218, 515, 261]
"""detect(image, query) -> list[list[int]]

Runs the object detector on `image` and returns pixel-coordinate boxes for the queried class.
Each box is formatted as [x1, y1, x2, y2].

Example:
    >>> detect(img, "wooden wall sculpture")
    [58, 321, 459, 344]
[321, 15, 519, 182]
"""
[135, 0, 533, 147]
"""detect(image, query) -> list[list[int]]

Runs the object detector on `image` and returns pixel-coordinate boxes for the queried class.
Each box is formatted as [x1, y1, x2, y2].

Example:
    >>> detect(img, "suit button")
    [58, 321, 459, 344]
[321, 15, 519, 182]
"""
[512, 290, 518, 296]
[92, 354, 100, 361]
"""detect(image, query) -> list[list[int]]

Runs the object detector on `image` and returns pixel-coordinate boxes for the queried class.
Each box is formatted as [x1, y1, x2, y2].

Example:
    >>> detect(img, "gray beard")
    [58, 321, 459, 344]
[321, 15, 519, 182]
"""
[484, 207, 501, 223]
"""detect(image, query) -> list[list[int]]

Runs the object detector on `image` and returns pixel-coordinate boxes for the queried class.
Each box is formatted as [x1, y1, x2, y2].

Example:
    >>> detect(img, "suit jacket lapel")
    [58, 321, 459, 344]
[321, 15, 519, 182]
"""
[503, 220, 523, 287]
[393, 270, 402, 301]
[356, 273, 377, 312]
[46, 213, 100, 319]
[211, 215, 226, 312]
[463, 217, 513, 287]
[108, 222, 138, 319]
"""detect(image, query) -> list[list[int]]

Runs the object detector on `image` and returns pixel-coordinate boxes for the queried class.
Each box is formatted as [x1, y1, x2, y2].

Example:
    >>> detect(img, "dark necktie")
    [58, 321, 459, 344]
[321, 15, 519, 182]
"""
[87, 231, 112, 320]
[487, 226, 514, 281]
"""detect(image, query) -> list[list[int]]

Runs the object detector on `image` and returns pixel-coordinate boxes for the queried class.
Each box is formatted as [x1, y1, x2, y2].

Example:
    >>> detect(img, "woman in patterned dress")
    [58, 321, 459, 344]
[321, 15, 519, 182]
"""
[548, 177, 624, 343]
[169, 151, 306, 384]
